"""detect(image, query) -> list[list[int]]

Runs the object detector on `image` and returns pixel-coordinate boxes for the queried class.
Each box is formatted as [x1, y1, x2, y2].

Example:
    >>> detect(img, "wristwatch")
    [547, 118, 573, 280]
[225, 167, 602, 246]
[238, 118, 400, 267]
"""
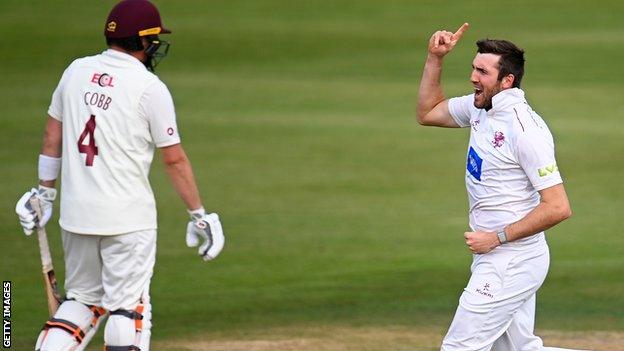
[496, 229, 508, 244]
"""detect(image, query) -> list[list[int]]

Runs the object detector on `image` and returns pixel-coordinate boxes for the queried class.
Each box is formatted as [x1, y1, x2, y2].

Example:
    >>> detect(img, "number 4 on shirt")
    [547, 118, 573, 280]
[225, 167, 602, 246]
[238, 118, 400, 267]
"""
[77, 114, 98, 166]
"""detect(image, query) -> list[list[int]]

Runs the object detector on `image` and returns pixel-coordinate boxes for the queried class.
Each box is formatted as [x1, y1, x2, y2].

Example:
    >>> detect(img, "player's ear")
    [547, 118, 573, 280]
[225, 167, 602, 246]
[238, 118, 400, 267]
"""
[501, 74, 515, 89]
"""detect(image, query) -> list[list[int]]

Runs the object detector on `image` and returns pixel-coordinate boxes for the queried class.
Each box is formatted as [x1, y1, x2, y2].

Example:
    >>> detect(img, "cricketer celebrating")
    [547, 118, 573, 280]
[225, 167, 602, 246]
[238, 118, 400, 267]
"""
[416, 23, 584, 351]
[15, 1, 224, 350]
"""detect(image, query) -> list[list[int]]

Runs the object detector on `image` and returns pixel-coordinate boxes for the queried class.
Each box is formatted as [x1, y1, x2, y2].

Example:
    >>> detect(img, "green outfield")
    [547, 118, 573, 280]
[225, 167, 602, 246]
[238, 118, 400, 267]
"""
[1, 1, 623, 350]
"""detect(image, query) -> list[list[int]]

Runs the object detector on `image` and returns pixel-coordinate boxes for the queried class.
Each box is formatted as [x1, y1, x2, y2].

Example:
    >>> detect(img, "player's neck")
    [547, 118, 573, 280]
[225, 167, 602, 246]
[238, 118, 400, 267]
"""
[109, 45, 147, 64]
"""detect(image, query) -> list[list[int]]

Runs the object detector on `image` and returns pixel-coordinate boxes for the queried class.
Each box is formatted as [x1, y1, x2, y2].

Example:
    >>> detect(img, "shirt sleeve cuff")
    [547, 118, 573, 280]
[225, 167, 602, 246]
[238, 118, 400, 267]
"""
[533, 177, 563, 191]
[47, 109, 62, 121]
[155, 139, 181, 148]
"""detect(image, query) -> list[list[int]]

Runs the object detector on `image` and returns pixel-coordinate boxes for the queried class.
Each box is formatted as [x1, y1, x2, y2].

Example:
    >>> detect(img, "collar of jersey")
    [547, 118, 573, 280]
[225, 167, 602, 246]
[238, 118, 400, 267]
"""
[102, 49, 147, 70]
[488, 88, 526, 116]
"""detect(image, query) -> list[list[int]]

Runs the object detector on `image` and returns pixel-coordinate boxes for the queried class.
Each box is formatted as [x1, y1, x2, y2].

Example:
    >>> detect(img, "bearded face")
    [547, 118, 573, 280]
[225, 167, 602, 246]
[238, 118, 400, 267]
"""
[470, 53, 508, 111]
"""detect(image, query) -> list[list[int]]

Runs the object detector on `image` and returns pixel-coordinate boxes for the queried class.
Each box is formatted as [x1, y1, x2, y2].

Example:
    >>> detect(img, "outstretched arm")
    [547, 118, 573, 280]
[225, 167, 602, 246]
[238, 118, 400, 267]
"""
[464, 184, 572, 254]
[417, 23, 469, 127]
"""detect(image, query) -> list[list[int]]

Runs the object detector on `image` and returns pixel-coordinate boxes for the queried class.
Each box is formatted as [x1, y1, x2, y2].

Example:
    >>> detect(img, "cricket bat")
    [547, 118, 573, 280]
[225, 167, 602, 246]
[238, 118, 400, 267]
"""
[29, 196, 62, 316]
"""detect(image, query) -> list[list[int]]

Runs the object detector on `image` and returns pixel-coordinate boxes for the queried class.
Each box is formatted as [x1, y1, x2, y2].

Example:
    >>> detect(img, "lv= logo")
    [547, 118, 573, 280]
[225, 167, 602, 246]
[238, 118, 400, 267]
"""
[538, 163, 558, 177]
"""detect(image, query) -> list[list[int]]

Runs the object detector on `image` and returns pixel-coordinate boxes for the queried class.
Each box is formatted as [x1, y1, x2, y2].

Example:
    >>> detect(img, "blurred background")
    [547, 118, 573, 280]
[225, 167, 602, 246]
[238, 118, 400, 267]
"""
[1, 1, 622, 350]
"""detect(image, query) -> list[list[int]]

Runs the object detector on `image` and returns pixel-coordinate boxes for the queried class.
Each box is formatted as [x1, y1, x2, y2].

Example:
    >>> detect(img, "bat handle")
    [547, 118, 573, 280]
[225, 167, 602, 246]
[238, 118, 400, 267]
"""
[30, 197, 54, 268]
[29, 196, 62, 314]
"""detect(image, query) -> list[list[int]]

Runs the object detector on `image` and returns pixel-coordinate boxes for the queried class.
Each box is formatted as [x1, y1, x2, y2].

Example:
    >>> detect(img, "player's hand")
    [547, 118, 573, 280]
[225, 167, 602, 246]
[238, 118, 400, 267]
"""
[186, 208, 225, 261]
[464, 230, 499, 254]
[15, 186, 57, 235]
[428, 23, 469, 58]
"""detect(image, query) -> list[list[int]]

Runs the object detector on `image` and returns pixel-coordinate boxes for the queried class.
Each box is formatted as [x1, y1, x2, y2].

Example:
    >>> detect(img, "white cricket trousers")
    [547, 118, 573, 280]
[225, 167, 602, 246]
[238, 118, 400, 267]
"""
[441, 243, 550, 351]
[61, 229, 157, 311]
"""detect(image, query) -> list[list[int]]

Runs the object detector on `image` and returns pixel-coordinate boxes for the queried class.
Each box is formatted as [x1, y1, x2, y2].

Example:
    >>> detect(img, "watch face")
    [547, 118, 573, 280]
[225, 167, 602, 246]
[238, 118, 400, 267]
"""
[497, 231, 507, 244]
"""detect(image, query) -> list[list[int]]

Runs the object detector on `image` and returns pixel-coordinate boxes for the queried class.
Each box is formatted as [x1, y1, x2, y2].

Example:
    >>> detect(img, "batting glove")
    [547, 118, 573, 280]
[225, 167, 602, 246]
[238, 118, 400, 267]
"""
[186, 207, 225, 261]
[15, 186, 57, 235]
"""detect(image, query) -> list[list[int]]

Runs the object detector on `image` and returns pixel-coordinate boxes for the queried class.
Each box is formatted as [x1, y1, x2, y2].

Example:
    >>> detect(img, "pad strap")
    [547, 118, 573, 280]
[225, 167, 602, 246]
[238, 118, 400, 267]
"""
[107, 304, 145, 350]
[134, 304, 145, 331]
[110, 309, 144, 328]
[105, 346, 141, 351]
[42, 318, 85, 344]
[89, 305, 108, 327]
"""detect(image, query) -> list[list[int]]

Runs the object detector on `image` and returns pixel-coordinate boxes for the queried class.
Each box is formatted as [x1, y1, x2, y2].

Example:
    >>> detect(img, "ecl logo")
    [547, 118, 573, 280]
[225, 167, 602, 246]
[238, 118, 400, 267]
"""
[91, 73, 115, 87]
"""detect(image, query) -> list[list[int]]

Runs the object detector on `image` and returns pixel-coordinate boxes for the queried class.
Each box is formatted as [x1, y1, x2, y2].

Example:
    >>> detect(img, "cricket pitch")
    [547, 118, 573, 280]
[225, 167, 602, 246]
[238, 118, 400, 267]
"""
[153, 326, 624, 351]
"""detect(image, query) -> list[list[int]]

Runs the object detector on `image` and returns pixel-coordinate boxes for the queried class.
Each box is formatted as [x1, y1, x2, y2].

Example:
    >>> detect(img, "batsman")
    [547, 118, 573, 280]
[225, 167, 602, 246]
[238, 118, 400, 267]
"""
[417, 23, 585, 350]
[15, 1, 225, 350]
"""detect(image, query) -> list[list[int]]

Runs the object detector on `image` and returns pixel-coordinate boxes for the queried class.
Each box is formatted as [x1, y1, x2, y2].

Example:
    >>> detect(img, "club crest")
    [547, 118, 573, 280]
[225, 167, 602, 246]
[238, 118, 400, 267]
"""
[492, 131, 505, 148]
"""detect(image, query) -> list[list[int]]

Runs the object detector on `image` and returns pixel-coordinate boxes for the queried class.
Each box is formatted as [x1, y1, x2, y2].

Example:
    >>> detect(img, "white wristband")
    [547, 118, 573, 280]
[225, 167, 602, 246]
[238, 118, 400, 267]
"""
[38, 154, 61, 181]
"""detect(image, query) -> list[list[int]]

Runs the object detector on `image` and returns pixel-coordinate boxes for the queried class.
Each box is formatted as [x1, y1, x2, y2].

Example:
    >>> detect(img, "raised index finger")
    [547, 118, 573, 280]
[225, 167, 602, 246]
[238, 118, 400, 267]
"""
[452, 22, 470, 40]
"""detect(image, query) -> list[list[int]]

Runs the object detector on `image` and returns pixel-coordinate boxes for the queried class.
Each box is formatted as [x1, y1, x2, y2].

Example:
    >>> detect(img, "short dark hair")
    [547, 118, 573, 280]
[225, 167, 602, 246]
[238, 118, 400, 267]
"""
[476, 39, 525, 88]
[106, 34, 160, 53]
[106, 36, 144, 52]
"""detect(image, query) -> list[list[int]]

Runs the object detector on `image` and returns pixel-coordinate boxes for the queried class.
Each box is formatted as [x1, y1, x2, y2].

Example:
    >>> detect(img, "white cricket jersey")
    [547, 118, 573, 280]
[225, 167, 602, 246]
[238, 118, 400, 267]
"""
[48, 49, 180, 235]
[448, 88, 562, 247]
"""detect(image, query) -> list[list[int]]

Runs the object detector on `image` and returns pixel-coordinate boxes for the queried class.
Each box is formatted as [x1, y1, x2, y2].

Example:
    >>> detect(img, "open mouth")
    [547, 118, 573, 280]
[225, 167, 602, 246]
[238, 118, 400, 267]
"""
[474, 88, 483, 97]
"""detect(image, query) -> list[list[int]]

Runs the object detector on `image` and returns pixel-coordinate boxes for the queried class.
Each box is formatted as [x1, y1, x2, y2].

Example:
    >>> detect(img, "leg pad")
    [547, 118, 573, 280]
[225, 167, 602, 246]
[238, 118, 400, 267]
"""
[104, 304, 147, 351]
[35, 300, 107, 351]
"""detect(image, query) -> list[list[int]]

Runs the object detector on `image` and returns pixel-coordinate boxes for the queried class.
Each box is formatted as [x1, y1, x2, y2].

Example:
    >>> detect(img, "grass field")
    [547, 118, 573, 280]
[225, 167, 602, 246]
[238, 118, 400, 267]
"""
[1, 1, 623, 350]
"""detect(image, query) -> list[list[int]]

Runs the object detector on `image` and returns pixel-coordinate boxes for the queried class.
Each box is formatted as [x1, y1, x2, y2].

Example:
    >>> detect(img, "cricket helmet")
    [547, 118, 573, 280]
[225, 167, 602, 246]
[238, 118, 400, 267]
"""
[104, 0, 171, 39]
